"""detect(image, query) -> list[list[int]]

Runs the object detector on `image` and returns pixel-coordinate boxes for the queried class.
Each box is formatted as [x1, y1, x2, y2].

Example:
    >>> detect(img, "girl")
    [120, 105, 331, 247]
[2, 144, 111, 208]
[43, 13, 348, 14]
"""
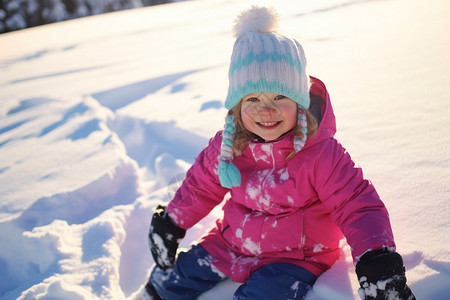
[134, 6, 415, 300]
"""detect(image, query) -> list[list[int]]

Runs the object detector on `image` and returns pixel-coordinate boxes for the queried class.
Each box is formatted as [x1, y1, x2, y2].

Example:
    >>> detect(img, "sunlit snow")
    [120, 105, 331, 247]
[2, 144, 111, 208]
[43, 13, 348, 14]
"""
[0, 0, 449, 299]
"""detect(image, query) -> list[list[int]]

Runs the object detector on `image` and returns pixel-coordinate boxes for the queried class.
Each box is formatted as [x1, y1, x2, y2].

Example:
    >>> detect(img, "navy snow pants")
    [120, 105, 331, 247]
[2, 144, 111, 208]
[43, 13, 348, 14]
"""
[149, 244, 317, 300]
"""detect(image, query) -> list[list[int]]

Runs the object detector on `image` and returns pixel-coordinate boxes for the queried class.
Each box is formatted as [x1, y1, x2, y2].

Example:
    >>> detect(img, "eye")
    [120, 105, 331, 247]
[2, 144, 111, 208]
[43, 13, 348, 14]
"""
[246, 97, 259, 102]
[274, 95, 287, 100]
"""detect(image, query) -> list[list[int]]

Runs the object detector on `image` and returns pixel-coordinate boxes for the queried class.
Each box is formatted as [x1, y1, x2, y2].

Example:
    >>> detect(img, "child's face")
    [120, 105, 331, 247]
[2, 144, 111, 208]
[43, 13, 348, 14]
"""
[240, 93, 297, 141]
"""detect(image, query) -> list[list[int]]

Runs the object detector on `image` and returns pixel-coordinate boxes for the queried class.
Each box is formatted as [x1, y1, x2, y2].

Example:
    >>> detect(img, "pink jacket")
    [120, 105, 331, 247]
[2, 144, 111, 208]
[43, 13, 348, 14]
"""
[167, 77, 395, 283]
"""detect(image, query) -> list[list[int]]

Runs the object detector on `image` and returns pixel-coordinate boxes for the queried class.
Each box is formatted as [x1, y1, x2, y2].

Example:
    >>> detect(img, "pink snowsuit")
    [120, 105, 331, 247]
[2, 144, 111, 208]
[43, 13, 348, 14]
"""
[167, 77, 395, 283]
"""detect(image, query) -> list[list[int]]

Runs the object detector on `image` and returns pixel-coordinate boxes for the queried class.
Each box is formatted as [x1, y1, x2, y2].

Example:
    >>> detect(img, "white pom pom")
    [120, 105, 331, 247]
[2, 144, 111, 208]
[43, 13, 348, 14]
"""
[232, 5, 279, 38]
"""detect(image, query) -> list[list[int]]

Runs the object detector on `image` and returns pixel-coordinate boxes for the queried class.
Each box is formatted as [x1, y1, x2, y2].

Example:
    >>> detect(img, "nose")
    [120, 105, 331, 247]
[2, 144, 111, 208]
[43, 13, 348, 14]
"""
[257, 101, 278, 116]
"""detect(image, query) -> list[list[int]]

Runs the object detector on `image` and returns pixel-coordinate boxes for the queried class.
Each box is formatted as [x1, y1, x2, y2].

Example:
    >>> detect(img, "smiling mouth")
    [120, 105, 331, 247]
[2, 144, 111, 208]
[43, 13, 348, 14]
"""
[256, 121, 281, 128]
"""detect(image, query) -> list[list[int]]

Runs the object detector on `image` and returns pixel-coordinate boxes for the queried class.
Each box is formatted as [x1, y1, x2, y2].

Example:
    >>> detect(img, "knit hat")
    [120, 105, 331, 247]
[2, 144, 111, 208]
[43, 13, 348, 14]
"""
[218, 5, 310, 188]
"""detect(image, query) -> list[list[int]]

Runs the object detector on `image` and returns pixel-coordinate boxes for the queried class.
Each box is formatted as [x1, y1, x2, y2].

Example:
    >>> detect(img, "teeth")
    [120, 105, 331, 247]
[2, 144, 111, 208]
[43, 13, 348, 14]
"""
[259, 122, 278, 126]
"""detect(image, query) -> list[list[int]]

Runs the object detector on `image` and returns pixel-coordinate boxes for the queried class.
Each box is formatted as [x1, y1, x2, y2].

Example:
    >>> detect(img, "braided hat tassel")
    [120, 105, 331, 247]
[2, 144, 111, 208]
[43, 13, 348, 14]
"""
[293, 110, 307, 153]
[218, 115, 241, 188]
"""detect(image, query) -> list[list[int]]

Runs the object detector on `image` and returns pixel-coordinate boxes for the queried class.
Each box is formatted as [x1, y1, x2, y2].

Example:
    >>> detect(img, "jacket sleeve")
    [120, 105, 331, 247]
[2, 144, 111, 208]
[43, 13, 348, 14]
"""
[166, 131, 229, 230]
[313, 139, 396, 262]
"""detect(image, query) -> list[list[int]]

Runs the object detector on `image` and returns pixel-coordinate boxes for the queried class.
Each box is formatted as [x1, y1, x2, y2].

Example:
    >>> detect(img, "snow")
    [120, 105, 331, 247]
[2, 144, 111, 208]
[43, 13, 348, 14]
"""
[0, 0, 449, 299]
[242, 237, 262, 256]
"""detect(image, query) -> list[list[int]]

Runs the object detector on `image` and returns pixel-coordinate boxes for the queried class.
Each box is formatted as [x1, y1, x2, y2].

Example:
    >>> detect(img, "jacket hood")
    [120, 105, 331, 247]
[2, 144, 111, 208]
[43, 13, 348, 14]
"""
[304, 76, 337, 150]
[233, 76, 337, 160]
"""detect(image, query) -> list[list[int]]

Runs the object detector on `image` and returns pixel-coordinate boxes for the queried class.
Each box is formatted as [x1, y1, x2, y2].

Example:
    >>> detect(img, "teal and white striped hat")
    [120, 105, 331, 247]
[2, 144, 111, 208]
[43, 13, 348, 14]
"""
[225, 5, 310, 110]
[218, 6, 310, 189]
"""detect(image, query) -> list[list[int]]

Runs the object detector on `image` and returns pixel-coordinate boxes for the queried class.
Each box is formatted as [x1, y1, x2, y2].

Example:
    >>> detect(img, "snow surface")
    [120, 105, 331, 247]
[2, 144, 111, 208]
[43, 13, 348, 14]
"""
[0, 0, 449, 299]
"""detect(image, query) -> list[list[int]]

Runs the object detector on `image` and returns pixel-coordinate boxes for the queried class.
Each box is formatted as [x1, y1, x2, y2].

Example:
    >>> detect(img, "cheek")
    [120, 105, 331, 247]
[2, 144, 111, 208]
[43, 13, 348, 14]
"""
[240, 106, 255, 128]
[241, 114, 254, 131]
[282, 104, 298, 127]
[287, 110, 298, 128]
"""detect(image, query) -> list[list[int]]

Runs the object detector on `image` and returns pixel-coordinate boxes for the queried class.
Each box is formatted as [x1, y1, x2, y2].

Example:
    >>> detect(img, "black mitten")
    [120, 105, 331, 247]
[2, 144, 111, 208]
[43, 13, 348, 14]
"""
[356, 248, 416, 300]
[148, 205, 186, 270]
